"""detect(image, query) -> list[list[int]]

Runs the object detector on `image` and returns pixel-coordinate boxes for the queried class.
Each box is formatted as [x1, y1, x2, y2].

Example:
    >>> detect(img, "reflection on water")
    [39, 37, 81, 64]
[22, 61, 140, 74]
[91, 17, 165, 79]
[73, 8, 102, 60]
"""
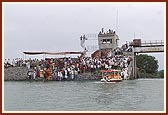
[4, 79, 164, 111]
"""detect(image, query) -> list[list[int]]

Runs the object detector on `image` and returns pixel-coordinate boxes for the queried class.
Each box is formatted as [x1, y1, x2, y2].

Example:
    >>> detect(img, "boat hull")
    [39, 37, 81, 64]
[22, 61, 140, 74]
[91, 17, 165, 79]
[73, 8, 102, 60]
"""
[100, 78, 122, 82]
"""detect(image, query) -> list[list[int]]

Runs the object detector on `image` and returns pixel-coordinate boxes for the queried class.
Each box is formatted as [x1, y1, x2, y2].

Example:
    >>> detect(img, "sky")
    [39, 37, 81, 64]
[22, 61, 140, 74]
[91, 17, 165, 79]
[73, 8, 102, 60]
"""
[3, 2, 165, 70]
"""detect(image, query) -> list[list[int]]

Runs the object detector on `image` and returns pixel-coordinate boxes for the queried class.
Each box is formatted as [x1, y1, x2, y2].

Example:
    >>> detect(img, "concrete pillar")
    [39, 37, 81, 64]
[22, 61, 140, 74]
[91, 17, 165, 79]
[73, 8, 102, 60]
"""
[134, 53, 137, 78]
[132, 52, 137, 79]
[132, 53, 135, 79]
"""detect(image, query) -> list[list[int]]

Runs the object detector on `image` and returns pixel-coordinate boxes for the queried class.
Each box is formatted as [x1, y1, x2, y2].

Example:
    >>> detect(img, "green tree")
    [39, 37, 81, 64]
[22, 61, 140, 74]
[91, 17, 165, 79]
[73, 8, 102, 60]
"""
[157, 70, 164, 78]
[136, 54, 158, 74]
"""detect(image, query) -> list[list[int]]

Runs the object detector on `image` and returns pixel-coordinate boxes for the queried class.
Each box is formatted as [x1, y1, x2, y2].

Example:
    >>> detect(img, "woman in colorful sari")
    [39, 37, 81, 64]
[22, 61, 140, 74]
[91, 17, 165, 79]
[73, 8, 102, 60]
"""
[44, 64, 51, 80]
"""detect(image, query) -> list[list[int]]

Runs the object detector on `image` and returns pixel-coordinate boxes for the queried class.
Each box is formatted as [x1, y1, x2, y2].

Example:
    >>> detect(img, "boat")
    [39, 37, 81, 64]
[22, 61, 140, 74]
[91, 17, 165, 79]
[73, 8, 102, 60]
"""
[100, 69, 122, 82]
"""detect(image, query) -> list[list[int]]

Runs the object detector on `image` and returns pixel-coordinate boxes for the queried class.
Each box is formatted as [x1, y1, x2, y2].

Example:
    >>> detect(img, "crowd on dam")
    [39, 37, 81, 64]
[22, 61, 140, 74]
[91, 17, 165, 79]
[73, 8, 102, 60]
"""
[4, 50, 132, 81]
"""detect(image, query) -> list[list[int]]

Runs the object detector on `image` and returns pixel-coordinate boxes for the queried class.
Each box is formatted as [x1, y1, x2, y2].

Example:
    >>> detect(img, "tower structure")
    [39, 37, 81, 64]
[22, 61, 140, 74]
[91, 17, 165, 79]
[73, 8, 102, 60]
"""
[98, 28, 119, 50]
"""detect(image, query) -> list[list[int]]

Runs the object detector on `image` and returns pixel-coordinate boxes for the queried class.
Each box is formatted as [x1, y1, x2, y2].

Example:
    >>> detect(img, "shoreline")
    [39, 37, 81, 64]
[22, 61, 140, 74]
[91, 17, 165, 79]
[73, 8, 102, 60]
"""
[4, 67, 102, 81]
[4, 67, 163, 81]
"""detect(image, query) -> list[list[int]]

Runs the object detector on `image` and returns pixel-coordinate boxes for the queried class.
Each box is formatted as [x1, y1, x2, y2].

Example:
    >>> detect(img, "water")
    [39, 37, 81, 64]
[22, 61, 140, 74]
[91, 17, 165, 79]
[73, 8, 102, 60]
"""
[4, 79, 164, 111]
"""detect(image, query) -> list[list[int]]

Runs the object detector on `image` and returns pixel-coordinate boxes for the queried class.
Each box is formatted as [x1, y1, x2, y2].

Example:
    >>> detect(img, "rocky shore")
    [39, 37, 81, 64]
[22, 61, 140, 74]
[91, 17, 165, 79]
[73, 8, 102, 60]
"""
[4, 67, 102, 81]
[4, 67, 28, 81]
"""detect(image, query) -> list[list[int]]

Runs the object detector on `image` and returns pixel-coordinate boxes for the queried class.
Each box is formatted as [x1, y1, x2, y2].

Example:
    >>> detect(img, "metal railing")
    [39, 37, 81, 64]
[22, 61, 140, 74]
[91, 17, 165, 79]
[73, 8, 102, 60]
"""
[141, 40, 164, 47]
[86, 45, 99, 52]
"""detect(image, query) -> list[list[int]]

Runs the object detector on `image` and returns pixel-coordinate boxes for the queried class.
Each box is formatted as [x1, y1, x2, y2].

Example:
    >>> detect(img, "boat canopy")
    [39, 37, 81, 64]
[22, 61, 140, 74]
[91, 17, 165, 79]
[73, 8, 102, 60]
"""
[23, 51, 84, 55]
[101, 69, 121, 73]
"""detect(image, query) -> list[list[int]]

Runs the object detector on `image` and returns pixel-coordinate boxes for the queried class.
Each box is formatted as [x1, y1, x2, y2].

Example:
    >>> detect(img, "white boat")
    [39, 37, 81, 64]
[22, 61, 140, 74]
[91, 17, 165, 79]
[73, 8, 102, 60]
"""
[100, 69, 122, 82]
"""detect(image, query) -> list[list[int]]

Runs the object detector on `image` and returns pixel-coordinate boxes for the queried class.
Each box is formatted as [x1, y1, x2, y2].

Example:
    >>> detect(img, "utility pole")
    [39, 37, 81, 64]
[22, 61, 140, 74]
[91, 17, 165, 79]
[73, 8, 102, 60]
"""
[116, 9, 118, 33]
[134, 32, 136, 38]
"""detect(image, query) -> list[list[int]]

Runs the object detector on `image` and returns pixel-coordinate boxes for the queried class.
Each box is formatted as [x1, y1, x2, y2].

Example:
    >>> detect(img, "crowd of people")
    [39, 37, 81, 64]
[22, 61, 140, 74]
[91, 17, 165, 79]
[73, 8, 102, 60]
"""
[4, 51, 132, 81]
[4, 58, 25, 68]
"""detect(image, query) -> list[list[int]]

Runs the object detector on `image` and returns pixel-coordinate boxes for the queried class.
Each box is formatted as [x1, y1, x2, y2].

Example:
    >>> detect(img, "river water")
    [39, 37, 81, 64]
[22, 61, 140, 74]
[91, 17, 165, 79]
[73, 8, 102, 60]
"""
[4, 79, 164, 112]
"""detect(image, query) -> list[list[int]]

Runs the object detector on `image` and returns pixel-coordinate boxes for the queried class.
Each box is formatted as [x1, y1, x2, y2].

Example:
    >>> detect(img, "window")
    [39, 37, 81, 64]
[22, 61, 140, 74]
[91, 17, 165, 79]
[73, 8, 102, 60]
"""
[102, 39, 112, 44]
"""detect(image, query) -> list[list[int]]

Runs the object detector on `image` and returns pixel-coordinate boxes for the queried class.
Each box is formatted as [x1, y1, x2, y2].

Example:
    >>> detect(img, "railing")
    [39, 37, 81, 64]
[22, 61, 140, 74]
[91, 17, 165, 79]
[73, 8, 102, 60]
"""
[141, 40, 164, 47]
[86, 45, 99, 52]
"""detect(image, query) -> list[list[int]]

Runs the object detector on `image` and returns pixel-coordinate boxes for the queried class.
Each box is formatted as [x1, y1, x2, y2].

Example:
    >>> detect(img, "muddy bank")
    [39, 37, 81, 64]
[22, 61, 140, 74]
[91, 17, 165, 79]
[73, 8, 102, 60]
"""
[4, 67, 102, 81]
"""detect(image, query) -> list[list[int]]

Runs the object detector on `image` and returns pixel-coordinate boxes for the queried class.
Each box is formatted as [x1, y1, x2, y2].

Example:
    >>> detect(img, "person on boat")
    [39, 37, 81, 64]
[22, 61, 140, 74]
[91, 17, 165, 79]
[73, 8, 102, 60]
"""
[103, 76, 108, 81]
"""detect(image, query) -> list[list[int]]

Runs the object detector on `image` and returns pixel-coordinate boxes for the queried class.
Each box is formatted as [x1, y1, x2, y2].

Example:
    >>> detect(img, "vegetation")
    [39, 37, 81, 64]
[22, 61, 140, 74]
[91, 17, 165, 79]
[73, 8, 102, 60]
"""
[136, 54, 158, 74]
[156, 70, 164, 78]
[136, 54, 164, 78]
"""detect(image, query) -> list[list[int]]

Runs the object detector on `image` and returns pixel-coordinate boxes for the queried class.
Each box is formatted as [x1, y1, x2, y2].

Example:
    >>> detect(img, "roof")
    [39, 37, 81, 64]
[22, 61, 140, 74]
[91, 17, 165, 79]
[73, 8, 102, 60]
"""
[101, 69, 121, 72]
[23, 51, 83, 55]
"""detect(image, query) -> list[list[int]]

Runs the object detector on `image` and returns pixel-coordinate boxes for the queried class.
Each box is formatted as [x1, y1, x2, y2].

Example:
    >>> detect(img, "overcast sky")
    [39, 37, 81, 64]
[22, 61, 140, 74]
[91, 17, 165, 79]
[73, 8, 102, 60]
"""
[3, 2, 165, 70]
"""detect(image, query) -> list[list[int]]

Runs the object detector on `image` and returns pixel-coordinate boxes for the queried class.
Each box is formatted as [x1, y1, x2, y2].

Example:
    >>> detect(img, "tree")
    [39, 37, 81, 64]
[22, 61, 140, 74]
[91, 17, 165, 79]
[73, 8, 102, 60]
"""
[136, 54, 158, 74]
[157, 70, 164, 78]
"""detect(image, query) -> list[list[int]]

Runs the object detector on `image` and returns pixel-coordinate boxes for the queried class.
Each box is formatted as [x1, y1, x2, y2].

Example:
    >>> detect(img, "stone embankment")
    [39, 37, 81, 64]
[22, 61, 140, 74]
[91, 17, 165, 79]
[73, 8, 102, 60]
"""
[4, 67, 102, 81]
[4, 67, 28, 81]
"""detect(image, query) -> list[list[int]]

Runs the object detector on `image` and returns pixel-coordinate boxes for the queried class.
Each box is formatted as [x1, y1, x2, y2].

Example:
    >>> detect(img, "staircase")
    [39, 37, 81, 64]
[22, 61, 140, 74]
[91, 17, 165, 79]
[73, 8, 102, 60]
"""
[123, 51, 134, 79]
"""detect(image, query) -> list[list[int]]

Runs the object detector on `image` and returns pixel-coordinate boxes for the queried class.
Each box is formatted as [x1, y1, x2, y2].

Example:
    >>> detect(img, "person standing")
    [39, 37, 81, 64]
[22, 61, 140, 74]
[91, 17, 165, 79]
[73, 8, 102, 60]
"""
[74, 68, 78, 80]
[123, 68, 128, 80]
[33, 67, 36, 79]
[71, 69, 75, 80]
[64, 68, 68, 79]
[44, 65, 50, 80]
[27, 66, 34, 80]
[57, 70, 60, 81]
[53, 68, 57, 81]
[12, 59, 15, 67]
[4, 59, 7, 68]
[59, 70, 63, 81]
